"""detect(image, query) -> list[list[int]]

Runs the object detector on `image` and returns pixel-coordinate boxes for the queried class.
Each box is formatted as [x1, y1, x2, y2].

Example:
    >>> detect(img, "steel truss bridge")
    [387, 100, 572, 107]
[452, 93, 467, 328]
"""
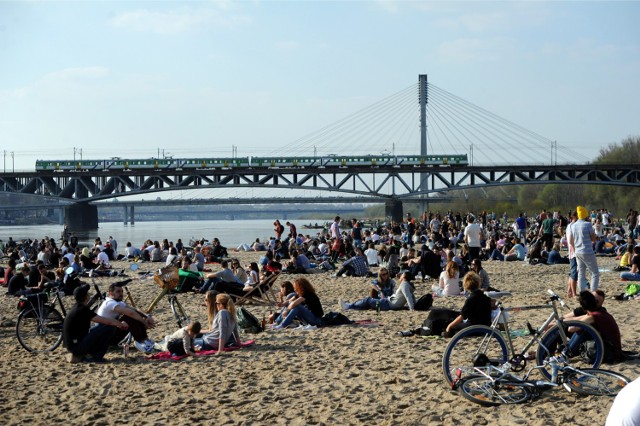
[1, 163, 639, 203]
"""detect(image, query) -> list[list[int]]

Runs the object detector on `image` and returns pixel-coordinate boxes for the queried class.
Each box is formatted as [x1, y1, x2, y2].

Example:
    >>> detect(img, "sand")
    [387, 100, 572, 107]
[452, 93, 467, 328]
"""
[1, 252, 638, 425]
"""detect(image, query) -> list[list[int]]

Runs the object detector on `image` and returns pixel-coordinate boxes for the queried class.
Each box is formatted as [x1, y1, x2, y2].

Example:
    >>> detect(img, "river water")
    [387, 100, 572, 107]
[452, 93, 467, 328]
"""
[0, 219, 327, 248]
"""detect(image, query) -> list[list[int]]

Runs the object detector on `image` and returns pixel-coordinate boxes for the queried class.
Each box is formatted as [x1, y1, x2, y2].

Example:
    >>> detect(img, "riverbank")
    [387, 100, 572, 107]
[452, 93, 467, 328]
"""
[0, 252, 638, 425]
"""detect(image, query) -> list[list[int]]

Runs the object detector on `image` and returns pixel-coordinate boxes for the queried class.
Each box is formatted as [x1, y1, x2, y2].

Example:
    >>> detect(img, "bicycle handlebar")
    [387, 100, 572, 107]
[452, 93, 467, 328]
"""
[547, 289, 569, 309]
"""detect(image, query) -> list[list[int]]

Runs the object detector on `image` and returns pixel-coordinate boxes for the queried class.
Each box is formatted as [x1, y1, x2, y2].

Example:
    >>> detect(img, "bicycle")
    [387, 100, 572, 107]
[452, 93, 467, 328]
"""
[442, 289, 605, 386]
[120, 263, 190, 328]
[15, 280, 104, 353]
[454, 355, 630, 406]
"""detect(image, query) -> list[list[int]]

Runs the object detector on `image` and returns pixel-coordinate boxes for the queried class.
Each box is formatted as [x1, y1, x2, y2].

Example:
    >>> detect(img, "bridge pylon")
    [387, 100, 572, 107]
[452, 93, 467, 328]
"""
[64, 203, 98, 231]
[385, 200, 403, 223]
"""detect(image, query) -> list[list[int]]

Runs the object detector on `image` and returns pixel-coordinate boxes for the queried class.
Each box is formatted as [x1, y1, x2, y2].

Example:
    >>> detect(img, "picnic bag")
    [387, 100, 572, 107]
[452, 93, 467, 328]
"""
[236, 307, 263, 334]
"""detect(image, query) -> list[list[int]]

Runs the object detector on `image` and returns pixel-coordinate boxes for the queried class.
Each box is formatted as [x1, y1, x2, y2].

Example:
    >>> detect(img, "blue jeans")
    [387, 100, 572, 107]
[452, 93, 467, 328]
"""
[575, 253, 599, 292]
[346, 297, 391, 311]
[620, 272, 640, 281]
[489, 249, 504, 261]
[569, 257, 578, 281]
[279, 305, 323, 327]
[71, 324, 116, 360]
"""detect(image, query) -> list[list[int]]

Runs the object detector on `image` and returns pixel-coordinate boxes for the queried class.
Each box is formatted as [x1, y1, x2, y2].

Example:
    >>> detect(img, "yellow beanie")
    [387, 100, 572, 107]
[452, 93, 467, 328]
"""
[576, 206, 588, 220]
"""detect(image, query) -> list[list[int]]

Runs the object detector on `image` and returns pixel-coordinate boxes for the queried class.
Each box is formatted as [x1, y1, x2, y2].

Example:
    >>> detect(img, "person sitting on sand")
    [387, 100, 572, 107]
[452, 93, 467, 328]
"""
[200, 260, 244, 294]
[80, 247, 98, 270]
[157, 321, 202, 357]
[272, 277, 324, 329]
[469, 258, 491, 290]
[63, 284, 129, 363]
[620, 245, 640, 281]
[433, 261, 461, 297]
[268, 280, 297, 323]
[444, 272, 492, 337]
[340, 271, 416, 312]
[364, 241, 381, 267]
[124, 242, 142, 260]
[197, 292, 241, 354]
[334, 247, 369, 277]
[566, 290, 623, 363]
[97, 283, 157, 353]
[370, 268, 396, 299]
[7, 264, 40, 296]
[176, 257, 203, 293]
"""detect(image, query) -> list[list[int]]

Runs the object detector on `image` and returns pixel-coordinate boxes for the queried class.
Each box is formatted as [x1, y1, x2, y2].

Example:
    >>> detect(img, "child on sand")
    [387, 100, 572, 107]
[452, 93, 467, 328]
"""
[158, 321, 202, 357]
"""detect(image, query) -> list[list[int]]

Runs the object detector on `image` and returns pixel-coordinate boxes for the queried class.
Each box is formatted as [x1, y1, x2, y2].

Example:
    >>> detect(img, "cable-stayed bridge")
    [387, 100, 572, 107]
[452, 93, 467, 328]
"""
[1, 75, 638, 229]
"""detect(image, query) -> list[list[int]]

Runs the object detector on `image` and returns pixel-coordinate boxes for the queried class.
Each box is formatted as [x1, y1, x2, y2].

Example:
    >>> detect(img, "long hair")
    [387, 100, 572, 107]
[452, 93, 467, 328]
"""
[216, 293, 237, 319]
[293, 277, 315, 297]
[445, 261, 459, 279]
[205, 290, 218, 327]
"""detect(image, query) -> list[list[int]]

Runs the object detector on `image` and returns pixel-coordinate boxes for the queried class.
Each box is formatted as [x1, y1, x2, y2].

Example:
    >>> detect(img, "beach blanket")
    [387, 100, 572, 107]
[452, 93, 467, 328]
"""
[323, 319, 380, 328]
[146, 340, 255, 361]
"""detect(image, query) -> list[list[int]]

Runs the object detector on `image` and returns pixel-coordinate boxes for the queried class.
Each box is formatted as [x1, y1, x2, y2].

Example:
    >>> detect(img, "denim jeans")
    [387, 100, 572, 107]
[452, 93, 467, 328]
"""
[575, 253, 600, 292]
[620, 272, 640, 281]
[279, 305, 323, 327]
[346, 297, 390, 311]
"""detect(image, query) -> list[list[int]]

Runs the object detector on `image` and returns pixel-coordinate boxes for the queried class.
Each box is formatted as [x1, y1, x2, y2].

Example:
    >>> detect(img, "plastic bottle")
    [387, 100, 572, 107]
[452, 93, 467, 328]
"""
[376, 300, 381, 314]
[261, 316, 266, 331]
[268, 311, 274, 324]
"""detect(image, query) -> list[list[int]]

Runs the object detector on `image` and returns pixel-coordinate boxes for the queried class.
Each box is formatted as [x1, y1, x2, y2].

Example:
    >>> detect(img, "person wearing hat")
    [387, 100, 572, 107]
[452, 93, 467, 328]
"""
[62, 284, 129, 363]
[569, 205, 599, 292]
[339, 270, 416, 311]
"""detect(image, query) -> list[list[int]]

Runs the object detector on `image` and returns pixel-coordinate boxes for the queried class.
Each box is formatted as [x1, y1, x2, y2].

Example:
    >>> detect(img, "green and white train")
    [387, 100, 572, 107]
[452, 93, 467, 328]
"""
[35, 154, 468, 172]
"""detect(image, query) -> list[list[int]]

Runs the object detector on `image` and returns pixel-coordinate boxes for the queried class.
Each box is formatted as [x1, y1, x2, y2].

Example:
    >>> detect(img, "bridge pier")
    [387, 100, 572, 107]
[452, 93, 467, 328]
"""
[64, 203, 98, 231]
[385, 200, 403, 223]
[123, 206, 129, 224]
[130, 206, 135, 225]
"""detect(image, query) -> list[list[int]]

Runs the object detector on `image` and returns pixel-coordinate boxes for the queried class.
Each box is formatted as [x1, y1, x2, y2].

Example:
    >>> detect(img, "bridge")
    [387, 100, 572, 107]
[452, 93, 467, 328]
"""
[1, 75, 638, 229]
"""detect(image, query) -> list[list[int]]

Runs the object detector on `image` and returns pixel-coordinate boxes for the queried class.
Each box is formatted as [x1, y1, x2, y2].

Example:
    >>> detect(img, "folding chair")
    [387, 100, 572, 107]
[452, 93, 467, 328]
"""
[232, 272, 280, 306]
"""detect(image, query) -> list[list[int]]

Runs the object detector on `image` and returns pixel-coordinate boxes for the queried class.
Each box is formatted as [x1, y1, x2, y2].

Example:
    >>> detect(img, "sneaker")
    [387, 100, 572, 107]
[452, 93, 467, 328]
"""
[338, 298, 349, 311]
[303, 325, 318, 331]
[271, 324, 284, 330]
[141, 339, 155, 353]
[134, 340, 149, 353]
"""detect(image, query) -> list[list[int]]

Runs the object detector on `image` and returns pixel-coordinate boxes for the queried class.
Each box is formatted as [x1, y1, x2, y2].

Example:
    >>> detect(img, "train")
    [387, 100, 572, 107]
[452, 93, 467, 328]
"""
[35, 154, 468, 172]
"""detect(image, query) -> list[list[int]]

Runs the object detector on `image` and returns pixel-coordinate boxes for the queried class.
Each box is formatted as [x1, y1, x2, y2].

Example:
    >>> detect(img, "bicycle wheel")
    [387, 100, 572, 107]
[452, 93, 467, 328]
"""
[536, 320, 604, 379]
[16, 305, 64, 353]
[564, 368, 630, 396]
[169, 297, 190, 328]
[442, 325, 509, 386]
[459, 376, 533, 406]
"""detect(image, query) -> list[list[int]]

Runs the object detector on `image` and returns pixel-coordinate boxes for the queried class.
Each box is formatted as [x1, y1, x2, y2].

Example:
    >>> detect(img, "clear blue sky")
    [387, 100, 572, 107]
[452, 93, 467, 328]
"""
[1, 0, 639, 171]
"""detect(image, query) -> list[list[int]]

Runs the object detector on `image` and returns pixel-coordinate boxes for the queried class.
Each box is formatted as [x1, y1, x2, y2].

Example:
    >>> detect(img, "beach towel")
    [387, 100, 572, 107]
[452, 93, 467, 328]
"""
[146, 340, 255, 361]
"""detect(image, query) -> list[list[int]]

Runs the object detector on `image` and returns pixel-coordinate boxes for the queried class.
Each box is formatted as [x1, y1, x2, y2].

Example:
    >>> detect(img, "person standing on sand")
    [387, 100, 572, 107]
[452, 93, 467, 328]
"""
[569, 205, 599, 292]
[463, 215, 482, 264]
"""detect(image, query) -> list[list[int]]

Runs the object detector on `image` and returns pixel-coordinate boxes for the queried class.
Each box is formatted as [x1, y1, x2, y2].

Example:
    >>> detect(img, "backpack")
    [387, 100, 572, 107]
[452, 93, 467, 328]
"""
[420, 308, 460, 336]
[321, 311, 353, 326]
[414, 294, 433, 311]
[236, 307, 263, 334]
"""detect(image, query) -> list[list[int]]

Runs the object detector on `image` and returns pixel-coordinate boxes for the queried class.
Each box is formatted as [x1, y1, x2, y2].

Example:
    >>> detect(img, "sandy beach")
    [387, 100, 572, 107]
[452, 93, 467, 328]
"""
[1, 251, 638, 425]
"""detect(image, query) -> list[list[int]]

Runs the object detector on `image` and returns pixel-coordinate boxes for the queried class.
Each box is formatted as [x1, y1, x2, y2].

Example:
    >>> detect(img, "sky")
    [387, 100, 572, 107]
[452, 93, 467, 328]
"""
[1, 0, 639, 172]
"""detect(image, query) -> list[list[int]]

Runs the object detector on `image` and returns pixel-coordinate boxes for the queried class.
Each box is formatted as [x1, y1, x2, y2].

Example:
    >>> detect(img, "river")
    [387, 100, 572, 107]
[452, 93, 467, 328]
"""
[0, 219, 328, 249]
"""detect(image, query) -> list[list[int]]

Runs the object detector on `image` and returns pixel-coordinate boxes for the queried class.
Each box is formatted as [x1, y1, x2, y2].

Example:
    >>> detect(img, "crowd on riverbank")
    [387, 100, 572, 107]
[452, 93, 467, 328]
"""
[0, 207, 639, 424]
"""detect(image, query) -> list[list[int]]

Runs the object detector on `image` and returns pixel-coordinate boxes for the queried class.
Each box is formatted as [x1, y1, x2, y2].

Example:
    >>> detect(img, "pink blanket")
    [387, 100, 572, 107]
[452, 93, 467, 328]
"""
[147, 340, 255, 361]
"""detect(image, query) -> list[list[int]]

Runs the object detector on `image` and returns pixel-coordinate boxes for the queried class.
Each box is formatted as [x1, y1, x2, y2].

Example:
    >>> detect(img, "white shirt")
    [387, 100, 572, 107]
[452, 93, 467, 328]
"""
[364, 248, 380, 266]
[605, 377, 640, 426]
[464, 223, 482, 248]
[96, 297, 126, 320]
[97, 251, 110, 267]
[330, 221, 341, 239]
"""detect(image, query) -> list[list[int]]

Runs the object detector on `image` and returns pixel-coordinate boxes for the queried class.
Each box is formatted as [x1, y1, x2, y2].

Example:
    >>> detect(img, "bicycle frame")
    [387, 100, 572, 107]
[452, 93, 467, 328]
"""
[485, 293, 571, 366]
